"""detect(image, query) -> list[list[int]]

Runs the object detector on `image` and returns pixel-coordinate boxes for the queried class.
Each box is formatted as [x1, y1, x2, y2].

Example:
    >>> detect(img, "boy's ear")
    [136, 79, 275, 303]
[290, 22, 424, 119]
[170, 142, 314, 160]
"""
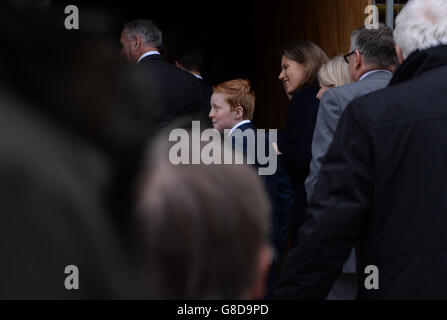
[234, 105, 244, 120]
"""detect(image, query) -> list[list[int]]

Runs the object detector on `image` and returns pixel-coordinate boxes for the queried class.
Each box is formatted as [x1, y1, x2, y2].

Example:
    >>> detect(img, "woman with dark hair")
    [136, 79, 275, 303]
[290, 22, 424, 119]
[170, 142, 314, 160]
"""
[277, 41, 328, 247]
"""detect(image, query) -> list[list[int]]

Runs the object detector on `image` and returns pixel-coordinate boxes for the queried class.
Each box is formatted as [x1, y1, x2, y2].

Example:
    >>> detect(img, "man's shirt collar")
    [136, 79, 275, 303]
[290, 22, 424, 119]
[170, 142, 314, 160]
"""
[228, 120, 251, 137]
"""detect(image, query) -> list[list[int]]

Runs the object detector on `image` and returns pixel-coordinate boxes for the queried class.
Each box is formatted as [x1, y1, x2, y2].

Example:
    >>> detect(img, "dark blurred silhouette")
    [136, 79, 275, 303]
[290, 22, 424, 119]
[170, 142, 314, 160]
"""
[120, 19, 211, 128]
[0, 1, 149, 298]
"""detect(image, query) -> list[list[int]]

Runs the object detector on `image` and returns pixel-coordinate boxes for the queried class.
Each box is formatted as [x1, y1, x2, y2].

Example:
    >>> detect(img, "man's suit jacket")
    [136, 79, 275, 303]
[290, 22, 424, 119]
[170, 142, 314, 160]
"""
[305, 70, 393, 202]
[138, 54, 211, 128]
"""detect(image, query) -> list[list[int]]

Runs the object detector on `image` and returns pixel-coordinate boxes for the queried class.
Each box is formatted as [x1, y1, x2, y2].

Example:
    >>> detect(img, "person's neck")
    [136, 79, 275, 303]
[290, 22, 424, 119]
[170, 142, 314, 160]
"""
[142, 46, 159, 54]
[356, 64, 393, 81]
[137, 47, 159, 59]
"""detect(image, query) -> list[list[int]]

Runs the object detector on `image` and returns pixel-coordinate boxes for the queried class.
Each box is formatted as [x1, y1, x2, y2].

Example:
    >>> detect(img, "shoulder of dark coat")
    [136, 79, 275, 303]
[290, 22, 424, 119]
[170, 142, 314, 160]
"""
[347, 66, 447, 131]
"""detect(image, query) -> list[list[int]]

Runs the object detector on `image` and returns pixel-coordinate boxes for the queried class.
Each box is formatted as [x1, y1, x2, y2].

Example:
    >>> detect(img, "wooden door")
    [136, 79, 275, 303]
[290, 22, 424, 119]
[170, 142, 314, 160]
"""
[254, 0, 372, 129]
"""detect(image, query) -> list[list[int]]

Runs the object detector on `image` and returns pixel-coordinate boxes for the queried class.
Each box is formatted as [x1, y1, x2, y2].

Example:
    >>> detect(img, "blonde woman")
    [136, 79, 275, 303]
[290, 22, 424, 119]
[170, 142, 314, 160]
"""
[316, 56, 351, 100]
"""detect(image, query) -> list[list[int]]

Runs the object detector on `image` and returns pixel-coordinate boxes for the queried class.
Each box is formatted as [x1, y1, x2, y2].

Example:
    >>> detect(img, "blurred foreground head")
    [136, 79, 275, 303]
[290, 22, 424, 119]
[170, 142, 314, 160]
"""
[0, 1, 153, 222]
[394, 0, 447, 61]
[136, 129, 273, 299]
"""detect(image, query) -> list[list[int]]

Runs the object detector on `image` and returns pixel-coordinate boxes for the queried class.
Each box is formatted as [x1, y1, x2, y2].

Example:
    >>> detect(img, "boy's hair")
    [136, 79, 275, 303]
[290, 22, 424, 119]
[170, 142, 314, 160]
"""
[213, 79, 255, 120]
[394, 0, 447, 59]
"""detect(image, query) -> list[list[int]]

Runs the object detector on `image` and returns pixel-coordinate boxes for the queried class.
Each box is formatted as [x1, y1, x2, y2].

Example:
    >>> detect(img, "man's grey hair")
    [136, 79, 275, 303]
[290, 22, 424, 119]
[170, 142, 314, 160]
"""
[124, 19, 162, 48]
[394, 0, 447, 59]
[350, 24, 396, 68]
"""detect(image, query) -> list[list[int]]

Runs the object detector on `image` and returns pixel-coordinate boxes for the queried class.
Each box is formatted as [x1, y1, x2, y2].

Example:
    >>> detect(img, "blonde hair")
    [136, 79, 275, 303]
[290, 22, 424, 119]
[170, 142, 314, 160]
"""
[213, 79, 255, 120]
[317, 56, 351, 88]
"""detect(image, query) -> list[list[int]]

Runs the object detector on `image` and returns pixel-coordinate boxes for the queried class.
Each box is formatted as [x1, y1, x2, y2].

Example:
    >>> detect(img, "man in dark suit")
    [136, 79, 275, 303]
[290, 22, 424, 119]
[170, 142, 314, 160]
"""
[0, 86, 143, 299]
[120, 19, 211, 128]
[172, 45, 207, 80]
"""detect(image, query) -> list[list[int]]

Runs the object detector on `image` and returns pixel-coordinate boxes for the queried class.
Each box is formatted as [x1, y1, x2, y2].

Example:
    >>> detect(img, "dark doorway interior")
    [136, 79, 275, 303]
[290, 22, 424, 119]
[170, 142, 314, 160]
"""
[74, 0, 256, 88]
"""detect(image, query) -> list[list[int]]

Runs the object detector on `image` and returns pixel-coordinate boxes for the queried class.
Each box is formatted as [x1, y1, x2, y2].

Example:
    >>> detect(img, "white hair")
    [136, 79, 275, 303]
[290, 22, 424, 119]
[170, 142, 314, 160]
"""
[394, 0, 447, 59]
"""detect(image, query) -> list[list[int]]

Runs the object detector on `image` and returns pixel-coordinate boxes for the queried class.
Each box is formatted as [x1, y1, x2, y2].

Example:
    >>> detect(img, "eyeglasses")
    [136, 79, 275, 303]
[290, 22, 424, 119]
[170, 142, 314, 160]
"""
[343, 50, 361, 64]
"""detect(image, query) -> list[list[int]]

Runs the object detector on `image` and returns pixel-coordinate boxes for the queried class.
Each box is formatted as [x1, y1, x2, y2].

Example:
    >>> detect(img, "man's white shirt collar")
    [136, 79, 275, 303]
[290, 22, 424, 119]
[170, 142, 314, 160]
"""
[359, 69, 392, 81]
[193, 74, 203, 80]
[137, 51, 160, 64]
[228, 120, 251, 137]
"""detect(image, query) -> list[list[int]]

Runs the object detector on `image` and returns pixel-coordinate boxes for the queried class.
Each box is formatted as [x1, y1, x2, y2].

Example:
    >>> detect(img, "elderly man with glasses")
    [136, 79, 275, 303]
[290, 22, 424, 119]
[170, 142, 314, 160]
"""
[305, 24, 396, 204]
